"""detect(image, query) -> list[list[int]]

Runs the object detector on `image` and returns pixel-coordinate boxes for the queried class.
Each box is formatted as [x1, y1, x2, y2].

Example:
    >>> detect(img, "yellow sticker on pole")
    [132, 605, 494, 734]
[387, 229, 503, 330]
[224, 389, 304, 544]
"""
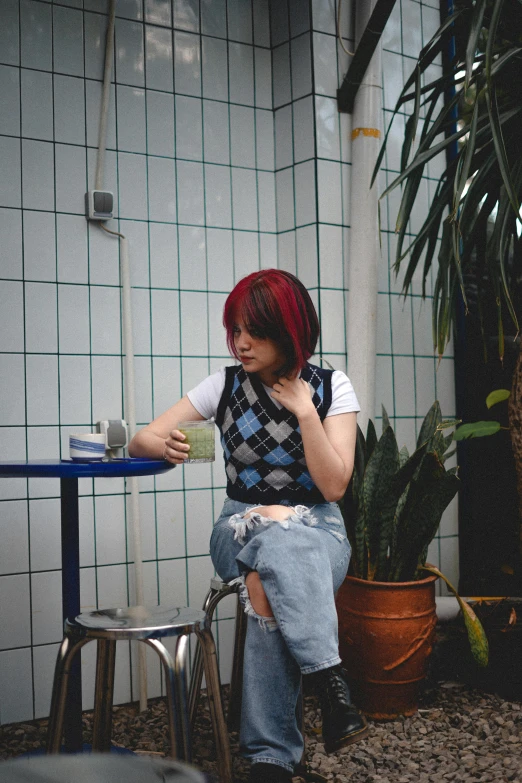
[351, 127, 381, 139]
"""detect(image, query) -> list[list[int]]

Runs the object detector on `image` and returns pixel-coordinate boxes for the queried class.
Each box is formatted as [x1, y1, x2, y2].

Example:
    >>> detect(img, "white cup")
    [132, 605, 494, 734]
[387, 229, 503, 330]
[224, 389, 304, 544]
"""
[69, 433, 106, 461]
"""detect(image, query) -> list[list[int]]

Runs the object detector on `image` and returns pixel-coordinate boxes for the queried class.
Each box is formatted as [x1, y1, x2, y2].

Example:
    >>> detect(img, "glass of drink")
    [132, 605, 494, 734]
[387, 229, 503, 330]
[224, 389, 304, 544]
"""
[178, 420, 215, 463]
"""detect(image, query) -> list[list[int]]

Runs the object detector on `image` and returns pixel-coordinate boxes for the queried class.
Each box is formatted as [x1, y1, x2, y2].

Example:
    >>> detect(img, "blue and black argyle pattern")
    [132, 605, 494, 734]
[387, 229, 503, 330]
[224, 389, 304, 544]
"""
[215, 363, 333, 504]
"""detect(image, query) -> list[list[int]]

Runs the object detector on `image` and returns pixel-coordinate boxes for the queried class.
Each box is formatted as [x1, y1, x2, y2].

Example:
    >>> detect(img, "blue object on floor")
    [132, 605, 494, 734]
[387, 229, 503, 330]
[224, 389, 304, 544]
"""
[21, 744, 135, 757]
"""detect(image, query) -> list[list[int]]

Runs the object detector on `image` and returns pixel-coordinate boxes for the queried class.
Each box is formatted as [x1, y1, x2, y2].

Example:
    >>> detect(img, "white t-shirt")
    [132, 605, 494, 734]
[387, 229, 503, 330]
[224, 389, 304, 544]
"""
[187, 366, 360, 420]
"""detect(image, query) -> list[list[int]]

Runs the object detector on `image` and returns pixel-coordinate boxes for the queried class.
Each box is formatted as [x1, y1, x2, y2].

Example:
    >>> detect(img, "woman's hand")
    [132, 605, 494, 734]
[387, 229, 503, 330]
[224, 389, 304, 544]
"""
[271, 376, 315, 419]
[128, 396, 204, 460]
[163, 429, 191, 464]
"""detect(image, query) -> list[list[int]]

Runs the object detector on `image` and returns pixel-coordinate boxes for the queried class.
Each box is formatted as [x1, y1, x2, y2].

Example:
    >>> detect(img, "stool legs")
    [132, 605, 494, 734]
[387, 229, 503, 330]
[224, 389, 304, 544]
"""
[47, 635, 89, 753]
[189, 586, 222, 729]
[145, 637, 191, 762]
[174, 635, 191, 761]
[47, 612, 231, 782]
[227, 597, 247, 731]
[92, 639, 117, 752]
[195, 624, 232, 783]
[189, 584, 246, 732]
[191, 583, 308, 775]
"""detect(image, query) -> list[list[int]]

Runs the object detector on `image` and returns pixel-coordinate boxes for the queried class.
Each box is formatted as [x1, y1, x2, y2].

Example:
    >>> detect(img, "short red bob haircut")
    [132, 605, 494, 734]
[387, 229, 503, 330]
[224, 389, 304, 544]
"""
[223, 269, 320, 377]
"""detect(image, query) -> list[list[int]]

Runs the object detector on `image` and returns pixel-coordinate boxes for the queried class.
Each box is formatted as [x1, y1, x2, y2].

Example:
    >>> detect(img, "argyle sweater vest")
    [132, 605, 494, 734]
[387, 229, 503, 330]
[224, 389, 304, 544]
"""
[215, 364, 333, 504]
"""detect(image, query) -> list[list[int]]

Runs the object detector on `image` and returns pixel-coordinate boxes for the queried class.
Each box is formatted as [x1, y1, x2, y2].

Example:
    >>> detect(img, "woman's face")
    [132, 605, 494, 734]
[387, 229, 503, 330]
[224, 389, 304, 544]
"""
[233, 319, 287, 385]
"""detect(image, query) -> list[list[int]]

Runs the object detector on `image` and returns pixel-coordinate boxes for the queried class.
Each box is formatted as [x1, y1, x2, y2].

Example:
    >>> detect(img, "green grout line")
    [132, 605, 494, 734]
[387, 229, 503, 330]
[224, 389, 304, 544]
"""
[334, 23, 348, 365]
[170, 50, 190, 612]
[143, 36, 161, 608]
[112, 66, 133, 626]
[18, 8, 36, 716]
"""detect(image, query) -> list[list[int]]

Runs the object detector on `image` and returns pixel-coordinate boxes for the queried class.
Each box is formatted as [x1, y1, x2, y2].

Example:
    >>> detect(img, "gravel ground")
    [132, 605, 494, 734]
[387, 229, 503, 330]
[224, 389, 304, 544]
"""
[1, 678, 521, 783]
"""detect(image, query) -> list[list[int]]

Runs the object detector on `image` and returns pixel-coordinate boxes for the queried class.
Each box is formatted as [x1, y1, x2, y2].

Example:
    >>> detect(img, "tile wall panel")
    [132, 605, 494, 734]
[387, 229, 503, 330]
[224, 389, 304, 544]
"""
[0, 0, 456, 722]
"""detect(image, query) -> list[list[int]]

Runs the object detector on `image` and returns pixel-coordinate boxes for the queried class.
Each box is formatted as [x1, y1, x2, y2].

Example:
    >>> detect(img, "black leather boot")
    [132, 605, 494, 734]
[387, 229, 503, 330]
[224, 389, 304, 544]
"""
[249, 762, 293, 783]
[307, 665, 368, 753]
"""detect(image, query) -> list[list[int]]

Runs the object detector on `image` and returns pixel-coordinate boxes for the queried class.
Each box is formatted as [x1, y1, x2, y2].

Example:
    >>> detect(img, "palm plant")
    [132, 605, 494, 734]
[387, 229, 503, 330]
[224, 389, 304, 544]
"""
[373, 0, 522, 559]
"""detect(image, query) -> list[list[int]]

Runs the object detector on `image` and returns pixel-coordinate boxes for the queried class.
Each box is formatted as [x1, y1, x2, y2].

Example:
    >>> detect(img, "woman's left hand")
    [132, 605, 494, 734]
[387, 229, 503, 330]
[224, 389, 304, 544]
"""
[271, 376, 315, 418]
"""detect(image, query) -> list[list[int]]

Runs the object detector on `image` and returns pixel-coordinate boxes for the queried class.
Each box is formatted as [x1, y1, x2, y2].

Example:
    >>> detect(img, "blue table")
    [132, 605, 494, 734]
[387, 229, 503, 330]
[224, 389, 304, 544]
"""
[0, 458, 174, 752]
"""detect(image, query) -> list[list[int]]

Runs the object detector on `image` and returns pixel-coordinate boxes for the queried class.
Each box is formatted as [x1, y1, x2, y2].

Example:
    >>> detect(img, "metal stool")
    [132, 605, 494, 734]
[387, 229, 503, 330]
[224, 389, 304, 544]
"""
[189, 578, 246, 732]
[46, 605, 232, 783]
[188, 579, 306, 768]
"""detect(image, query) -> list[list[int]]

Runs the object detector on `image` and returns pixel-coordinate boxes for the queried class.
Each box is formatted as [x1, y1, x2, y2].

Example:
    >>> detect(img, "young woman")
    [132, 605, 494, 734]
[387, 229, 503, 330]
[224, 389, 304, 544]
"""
[129, 269, 367, 783]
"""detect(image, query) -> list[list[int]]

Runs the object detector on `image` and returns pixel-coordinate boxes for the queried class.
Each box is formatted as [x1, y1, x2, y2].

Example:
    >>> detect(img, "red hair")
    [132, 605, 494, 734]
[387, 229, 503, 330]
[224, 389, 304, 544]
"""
[223, 269, 320, 376]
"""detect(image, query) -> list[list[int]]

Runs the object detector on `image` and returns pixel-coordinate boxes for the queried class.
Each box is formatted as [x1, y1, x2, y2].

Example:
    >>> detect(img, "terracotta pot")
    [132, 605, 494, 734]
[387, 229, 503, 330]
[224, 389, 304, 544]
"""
[336, 571, 438, 719]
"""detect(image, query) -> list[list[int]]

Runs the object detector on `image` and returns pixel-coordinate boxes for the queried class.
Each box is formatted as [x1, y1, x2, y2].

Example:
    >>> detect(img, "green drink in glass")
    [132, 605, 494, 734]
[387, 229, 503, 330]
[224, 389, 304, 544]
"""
[178, 420, 215, 463]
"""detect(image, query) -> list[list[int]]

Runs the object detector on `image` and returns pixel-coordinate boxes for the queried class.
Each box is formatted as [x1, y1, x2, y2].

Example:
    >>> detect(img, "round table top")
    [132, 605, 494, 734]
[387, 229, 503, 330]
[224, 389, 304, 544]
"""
[0, 458, 175, 479]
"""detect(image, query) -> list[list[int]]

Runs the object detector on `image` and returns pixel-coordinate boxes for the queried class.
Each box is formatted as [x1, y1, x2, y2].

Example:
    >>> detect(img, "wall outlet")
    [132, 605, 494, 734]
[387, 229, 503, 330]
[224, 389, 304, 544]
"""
[86, 190, 114, 221]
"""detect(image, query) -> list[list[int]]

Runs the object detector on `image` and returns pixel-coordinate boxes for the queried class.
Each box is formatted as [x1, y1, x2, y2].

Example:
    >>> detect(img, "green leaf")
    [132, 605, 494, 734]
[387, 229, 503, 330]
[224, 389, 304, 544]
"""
[398, 445, 410, 467]
[453, 421, 502, 440]
[395, 178, 451, 273]
[416, 401, 442, 450]
[400, 66, 422, 172]
[380, 123, 469, 201]
[389, 452, 459, 581]
[354, 423, 366, 480]
[442, 447, 457, 463]
[382, 406, 391, 433]
[396, 169, 424, 263]
[439, 419, 461, 431]
[452, 98, 479, 218]
[498, 159, 522, 335]
[366, 419, 378, 464]
[416, 7, 467, 71]
[486, 389, 511, 408]
[485, 0, 520, 219]
[374, 443, 428, 582]
[361, 427, 400, 579]
[421, 565, 489, 667]
[491, 46, 522, 76]
[465, 0, 486, 90]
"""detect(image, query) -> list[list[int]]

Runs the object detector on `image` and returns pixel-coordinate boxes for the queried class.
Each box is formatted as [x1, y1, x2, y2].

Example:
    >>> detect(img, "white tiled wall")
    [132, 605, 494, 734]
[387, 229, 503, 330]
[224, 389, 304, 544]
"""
[0, 0, 456, 724]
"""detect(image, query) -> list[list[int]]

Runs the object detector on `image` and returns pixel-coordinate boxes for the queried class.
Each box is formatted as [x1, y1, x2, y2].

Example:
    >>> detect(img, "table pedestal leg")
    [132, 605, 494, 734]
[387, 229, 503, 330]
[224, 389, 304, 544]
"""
[60, 477, 83, 752]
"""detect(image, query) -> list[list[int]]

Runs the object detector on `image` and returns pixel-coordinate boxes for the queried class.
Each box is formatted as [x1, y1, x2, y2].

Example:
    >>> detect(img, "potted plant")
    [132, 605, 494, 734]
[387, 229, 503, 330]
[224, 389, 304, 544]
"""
[336, 401, 488, 719]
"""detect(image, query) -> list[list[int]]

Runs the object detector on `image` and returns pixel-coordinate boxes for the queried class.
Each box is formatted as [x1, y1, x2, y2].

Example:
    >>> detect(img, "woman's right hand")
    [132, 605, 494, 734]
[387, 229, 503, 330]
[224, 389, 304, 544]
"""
[163, 429, 191, 464]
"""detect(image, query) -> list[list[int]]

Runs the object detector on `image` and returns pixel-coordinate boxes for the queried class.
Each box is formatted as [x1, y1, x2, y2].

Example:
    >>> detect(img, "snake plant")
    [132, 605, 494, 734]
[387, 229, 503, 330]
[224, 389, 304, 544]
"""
[342, 401, 489, 665]
[344, 401, 459, 582]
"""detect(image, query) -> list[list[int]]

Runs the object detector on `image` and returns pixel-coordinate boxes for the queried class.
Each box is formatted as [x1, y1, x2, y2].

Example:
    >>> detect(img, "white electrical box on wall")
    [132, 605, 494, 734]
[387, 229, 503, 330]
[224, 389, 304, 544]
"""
[96, 419, 128, 449]
[85, 190, 114, 221]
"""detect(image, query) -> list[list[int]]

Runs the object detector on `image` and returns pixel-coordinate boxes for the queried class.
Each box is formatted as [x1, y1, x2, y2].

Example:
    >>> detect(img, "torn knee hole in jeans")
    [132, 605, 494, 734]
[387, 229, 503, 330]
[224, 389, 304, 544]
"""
[227, 505, 318, 545]
[228, 575, 279, 632]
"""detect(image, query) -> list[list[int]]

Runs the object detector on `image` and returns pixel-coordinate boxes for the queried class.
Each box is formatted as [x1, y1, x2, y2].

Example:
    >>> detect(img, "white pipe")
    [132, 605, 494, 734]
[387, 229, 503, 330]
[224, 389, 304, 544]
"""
[120, 238, 148, 711]
[95, 0, 147, 710]
[95, 0, 116, 192]
[435, 596, 461, 623]
[346, 0, 383, 433]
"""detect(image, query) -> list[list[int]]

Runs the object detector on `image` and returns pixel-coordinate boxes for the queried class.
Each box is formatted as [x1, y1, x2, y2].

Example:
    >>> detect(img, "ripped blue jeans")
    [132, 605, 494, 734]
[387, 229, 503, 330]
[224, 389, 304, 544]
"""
[209, 498, 351, 773]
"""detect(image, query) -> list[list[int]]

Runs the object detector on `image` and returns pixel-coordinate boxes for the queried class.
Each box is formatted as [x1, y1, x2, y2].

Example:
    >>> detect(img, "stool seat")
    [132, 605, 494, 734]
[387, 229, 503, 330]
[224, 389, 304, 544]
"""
[47, 604, 232, 783]
[69, 606, 208, 639]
